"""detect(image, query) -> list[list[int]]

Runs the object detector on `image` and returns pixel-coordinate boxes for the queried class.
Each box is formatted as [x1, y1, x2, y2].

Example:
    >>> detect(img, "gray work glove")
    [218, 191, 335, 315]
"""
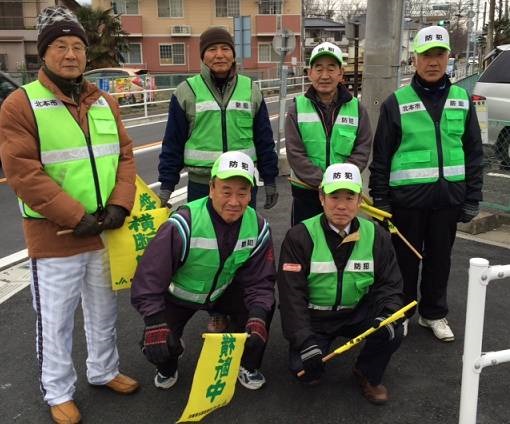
[263, 183, 279, 209]
[458, 201, 479, 223]
[158, 188, 172, 208]
[73, 213, 103, 237]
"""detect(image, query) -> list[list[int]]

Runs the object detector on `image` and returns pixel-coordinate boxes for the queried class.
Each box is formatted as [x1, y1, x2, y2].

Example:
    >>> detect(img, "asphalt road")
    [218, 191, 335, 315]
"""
[1, 178, 510, 424]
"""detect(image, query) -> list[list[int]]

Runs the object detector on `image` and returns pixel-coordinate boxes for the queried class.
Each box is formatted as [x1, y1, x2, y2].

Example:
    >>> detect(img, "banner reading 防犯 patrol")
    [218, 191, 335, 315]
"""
[106, 175, 171, 290]
[177, 333, 248, 423]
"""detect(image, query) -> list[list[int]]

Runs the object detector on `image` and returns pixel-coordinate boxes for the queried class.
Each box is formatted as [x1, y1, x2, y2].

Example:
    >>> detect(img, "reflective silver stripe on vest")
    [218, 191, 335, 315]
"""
[196, 101, 221, 113]
[443, 165, 465, 177]
[308, 303, 354, 311]
[226, 101, 252, 112]
[30, 98, 64, 110]
[168, 282, 228, 303]
[40, 143, 120, 165]
[398, 101, 426, 115]
[445, 99, 469, 110]
[184, 147, 256, 162]
[345, 260, 374, 272]
[335, 115, 359, 127]
[91, 97, 110, 108]
[234, 237, 257, 251]
[297, 112, 321, 123]
[310, 261, 337, 273]
[389, 167, 439, 182]
[189, 237, 218, 250]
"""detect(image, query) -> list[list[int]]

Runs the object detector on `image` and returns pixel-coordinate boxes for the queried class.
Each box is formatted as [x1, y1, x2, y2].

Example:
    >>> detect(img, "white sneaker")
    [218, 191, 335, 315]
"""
[418, 317, 455, 342]
[154, 370, 178, 389]
[237, 366, 266, 390]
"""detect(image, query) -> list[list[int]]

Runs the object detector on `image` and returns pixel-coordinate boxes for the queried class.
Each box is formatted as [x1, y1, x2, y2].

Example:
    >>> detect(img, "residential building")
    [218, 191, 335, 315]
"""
[0, 0, 81, 73]
[91, 0, 302, 79]
[304, 17, 345, 64]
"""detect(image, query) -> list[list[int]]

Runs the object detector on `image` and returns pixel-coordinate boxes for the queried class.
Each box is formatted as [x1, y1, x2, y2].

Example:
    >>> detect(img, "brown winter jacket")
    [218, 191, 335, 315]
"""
[0, 69, 136, 258]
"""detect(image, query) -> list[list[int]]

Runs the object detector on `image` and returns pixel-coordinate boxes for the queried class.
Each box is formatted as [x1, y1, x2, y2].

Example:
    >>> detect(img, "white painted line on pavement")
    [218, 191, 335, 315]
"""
[487, 172, 510, 179]
[457, 232, 510, 250]
[0, 260, 31, 304]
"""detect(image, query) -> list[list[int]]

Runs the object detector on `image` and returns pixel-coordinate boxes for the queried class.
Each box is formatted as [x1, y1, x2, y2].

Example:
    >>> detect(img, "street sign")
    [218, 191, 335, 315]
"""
[467, 10, 475, 19]
[234, 16, 252, 59]
[272, 29, 296, 56]
[467, 20, 475, 29]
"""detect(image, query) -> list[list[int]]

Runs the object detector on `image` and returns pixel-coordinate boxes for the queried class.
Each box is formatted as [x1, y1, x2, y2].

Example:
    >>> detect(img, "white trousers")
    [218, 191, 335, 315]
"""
[30, 249, 119, 406]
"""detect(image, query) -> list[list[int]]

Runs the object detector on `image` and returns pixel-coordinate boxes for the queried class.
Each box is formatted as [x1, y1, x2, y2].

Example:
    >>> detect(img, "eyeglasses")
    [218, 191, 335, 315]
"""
[48, 43, 87, 54]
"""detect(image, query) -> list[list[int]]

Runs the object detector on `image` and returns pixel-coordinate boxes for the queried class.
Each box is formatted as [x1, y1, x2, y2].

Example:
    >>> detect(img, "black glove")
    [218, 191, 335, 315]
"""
[264, 183, 279, 209]
[101, 205, 128, 230]
[242, 317, 268, 371]
[158, 188, 172, 208]
[73, 213, 102, 237]
[142, 322, 181, 365]
[371, 316, 397, 341]
[299, 342, 324, 383]
[458, 201, 479, 223]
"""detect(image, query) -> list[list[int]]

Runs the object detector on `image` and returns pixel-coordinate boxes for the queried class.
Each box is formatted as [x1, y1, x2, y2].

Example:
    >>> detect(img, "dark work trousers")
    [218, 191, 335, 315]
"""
[151, 281, 273, 378]
[291, 185, 323, 226]
[390, 206, 461, 320]
[188, 180, 258, 208]
[288, 302, 403, 385]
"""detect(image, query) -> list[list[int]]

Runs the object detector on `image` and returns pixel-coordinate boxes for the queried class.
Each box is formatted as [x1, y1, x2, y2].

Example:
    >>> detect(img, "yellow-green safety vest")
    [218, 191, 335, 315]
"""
[390, 84, 468, 186]
[302, 215, 375, 310]
[168, 197, 269, 305]
[21, 80, 120, 218]
[184, 74, 256, 167]
[295, 95, 359, 174]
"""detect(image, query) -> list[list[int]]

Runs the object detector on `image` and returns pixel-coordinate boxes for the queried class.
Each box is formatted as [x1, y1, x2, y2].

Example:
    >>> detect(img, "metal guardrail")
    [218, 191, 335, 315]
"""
[459, 258, 510, 424]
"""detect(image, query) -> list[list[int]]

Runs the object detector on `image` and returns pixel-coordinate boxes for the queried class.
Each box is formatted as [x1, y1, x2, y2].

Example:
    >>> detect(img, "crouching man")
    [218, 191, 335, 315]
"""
[277, 163, 404, 404]
[131, 151, 276, 390]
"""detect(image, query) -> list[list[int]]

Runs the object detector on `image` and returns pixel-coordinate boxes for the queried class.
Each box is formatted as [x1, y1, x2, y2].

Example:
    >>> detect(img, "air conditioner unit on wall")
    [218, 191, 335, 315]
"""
[171, 25, 191, 36]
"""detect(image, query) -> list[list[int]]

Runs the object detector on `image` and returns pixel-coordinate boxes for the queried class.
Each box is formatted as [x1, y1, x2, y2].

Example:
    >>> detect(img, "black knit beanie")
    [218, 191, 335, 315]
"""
[36, 6, 88, 59]
[199, 27, 235, 59]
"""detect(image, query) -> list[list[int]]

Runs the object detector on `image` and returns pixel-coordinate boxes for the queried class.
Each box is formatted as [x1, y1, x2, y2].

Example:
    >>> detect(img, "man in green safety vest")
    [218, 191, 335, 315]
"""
[132, 151, 276, 392]
[157, 27, 279, 211]
[369, 26, 483, 342]
[278, 163, 404, 405]
[0, 6, 138, 424]
[286, 41, 372, 226]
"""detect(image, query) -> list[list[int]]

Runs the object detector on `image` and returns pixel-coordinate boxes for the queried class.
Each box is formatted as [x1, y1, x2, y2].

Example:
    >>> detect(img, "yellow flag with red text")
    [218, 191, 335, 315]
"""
[177, 333, 248, 423]
[106, 175, 170, 290]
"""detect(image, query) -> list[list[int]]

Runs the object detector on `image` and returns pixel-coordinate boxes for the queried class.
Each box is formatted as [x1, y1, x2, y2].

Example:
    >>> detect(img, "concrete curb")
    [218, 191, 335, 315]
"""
[458, 211, 510, 235]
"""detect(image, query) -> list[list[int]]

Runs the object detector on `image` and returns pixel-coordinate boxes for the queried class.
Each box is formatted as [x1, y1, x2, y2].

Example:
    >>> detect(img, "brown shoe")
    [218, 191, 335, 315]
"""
[353, 368, 389, 405]
[105, 373, 140, 395]
[50, 400, 81, 424]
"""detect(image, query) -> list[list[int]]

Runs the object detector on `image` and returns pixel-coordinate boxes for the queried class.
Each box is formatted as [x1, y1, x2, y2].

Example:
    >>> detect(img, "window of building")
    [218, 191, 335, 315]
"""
[25, 55, 40, 71]
[0, 2, 23, 30]
[216, 0, 239, 17]
[125, 44, 142, 64]
[259, 0, 282, 14]
[159, 44, 185, 65]
[158, 0, 183, 17]
[258, 43, 279, 63]
[113, 0, 139, 14]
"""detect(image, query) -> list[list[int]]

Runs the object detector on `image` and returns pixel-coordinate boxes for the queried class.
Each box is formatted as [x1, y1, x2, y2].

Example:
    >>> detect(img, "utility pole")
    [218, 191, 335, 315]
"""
[487, 0, 496, 53]
[361, 0, 404, 132]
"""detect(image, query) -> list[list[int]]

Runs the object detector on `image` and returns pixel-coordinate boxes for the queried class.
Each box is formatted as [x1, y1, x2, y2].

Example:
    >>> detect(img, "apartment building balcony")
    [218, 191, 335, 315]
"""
[304, 37, 336, 47]
[255, 14, 301, 36]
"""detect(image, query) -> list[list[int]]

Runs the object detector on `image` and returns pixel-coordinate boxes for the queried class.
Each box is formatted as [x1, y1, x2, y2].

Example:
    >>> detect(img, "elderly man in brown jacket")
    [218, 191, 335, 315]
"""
[0, 7, 138, 424]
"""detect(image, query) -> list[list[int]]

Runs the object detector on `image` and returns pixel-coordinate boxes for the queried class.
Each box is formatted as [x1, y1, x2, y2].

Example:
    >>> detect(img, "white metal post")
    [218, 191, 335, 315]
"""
[459, 258, 490, 424]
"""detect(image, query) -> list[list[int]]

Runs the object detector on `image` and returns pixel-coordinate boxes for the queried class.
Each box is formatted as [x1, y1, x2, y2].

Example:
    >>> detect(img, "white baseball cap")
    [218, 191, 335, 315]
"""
[309, 41, 343, 66]
[321, 163, 362, 194]
[210, 151, 255, 186]
[413, 25, 450, 54]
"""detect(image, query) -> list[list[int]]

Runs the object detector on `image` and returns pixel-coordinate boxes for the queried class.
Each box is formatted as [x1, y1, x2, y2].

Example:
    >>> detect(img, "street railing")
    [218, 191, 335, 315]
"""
[459, 258, 510, 424]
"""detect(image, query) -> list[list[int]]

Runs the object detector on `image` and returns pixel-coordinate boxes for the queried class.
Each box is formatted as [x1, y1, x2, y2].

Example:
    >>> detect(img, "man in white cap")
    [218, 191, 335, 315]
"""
[286, 41, 372, 226]
[369, 26, 483, 341]
[132, 151, 276, 391]
[278, 163, 404, 404]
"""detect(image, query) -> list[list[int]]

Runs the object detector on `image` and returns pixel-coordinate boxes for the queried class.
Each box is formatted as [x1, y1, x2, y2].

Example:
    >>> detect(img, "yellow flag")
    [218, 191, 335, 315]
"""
[106, 176, 171, 290]
[177, 333, 248, 423]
